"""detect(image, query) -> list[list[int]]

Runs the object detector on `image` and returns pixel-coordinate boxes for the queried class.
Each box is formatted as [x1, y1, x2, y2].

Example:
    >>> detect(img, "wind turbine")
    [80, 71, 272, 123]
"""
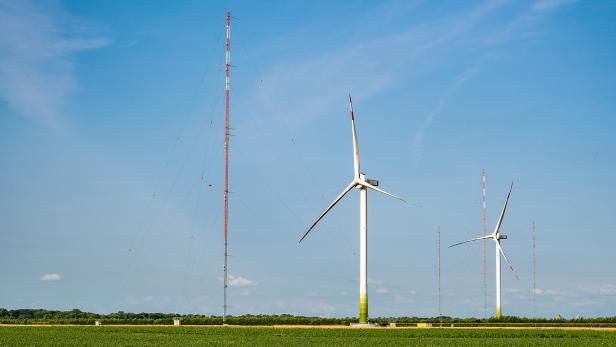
[299, 95, 405, 326]
[450, 182, 518, 318]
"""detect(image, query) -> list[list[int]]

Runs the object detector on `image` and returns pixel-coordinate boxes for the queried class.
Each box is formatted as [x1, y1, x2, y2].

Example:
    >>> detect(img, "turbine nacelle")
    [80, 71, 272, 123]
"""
[357, 173, 379, 187]
[366, 179, 379, 186]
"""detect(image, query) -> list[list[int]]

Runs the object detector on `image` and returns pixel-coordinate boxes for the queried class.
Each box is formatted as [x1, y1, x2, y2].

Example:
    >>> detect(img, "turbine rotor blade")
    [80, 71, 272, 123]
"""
[349, 94, 360, 179]
[449, 235, 492, 248]
[359, 181, 406, 203]
[299, 181, 356, 243]
[497, 241, 519, 280]
[493, 182, 513, 235]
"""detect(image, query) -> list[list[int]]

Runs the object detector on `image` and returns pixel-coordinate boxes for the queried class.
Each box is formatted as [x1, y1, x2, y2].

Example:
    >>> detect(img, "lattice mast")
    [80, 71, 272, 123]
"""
[223, 11, 231, 325]
[482, 169, 487, 318]
[438, 227, 442, 325]
[532, 220, 536, 316]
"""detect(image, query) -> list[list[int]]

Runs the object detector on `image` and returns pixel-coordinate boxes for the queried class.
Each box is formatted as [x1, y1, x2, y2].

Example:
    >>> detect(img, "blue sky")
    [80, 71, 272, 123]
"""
[1, 0, 615, 318]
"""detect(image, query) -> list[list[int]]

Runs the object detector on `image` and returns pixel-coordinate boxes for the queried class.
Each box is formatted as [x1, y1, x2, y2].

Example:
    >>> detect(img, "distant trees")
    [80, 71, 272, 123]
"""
[1, 308, 615, 326]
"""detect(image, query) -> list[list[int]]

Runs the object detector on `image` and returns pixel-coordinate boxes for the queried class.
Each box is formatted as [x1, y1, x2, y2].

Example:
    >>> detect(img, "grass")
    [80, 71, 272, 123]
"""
[1, 326, 616, 346]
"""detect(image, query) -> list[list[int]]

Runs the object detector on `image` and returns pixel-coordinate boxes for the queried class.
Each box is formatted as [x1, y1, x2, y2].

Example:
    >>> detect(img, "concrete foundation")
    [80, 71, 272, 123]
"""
[350, 322, 379, 328]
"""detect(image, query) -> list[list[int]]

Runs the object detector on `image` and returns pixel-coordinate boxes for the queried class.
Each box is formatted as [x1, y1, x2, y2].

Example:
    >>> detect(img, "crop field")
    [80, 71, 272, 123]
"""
[1, 326, 616, 346]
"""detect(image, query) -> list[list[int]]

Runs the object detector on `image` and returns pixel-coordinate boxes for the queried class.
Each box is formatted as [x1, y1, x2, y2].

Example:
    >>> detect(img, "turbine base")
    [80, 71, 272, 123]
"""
[350, 322, 379, 328]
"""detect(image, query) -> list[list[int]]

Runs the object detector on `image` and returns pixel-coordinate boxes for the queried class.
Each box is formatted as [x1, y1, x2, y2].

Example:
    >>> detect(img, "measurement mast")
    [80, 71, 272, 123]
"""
[223, 11, 231, 325]
[482, 169, 487, 318]
[533, 221, 536, 316]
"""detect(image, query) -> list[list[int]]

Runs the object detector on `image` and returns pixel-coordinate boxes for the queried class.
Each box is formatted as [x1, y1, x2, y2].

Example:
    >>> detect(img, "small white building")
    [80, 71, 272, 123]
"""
[389, 322, 397, 328]
[94, 320, 102, 326]
[173, 318, 181, 326]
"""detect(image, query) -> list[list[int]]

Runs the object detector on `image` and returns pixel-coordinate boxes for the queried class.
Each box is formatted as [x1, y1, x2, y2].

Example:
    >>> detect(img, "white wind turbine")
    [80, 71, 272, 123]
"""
[450, 182, 518, 318]
[299, 95, 405, 326]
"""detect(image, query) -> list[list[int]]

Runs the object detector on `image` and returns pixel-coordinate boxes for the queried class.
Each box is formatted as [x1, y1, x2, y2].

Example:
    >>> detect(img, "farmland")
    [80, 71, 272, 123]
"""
[1, 326, 616, 346]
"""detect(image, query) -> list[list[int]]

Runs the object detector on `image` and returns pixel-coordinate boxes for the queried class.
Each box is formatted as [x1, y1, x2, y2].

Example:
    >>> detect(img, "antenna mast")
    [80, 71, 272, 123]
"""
[532, 220, 536, 316]
[482, 169, 487, 318]
[437, 226, 442, 325]
[223, 11, 231, 325]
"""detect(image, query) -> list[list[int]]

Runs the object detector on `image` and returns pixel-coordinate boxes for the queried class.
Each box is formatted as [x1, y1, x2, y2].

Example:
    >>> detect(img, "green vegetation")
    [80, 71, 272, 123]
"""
[2, 308, 616, 327]
[0, 326, 615, 346]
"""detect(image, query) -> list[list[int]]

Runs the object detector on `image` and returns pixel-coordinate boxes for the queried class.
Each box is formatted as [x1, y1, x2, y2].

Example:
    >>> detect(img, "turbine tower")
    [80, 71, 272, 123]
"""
[299, 95, 405, 326]
[450, 182, 518, 318]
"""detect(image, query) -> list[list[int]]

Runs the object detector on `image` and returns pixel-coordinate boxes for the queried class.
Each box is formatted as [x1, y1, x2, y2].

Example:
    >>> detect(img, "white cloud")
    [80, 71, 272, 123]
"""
[368, 279, 390, 294]
[0, 0, 110, 127]
[582, 284, 616, 296]
[228, 274, 258, 287]
[533, 287, 567, 296]
[39, 273, 62, 282]
[597, 285, 616, 295]
[376, 287, 390, 294]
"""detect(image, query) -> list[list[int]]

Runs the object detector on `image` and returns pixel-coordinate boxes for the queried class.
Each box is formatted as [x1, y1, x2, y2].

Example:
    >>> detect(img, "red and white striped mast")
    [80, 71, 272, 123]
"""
[482, 169, 487, 318]
[223, 11, 231, 325]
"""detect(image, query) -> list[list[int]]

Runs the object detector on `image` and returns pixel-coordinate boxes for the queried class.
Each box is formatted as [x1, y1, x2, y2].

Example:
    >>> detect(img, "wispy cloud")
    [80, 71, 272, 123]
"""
[582, 284, 616, 296]
[532, 0, 579, 11]
[533, 287, 567, 296]
[530, 285, 616, 315]
[248, 0, 572, 166]
[240, 288, 254, 296]
[39, 273, 62, 282]
[410, 101, 444, 160]
[228, 274, 258, 287]
[376, 287, 390, 294]
[0, 0, 110, 127]
[252, 1, 507, 131]
[127, 295, 154, 304]
[410, 67, 479, 160]
[368, 278, 390, 294]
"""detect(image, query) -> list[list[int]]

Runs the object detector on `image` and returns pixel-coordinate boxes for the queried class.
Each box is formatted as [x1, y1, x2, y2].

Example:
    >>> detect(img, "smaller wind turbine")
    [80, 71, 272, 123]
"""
[450, 182, 518, 318]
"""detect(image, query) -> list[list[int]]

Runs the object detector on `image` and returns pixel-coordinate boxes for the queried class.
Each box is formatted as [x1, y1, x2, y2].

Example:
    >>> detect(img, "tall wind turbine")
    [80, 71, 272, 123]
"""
[450, 182, 518, 318]
[299, 95, 405, 326]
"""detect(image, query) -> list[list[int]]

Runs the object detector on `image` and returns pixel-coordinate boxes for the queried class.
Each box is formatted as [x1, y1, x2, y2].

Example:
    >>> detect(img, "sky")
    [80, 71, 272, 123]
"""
[0, 0, 615, 319]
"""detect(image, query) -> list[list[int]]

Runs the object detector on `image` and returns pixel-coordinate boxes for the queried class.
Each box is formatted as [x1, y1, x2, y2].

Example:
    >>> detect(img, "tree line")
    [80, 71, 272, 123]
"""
[1, 309, 616, 326]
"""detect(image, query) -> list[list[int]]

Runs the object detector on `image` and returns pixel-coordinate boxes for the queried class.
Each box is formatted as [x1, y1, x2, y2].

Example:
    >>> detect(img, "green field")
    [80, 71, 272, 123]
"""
[1, 326, 616, 346]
